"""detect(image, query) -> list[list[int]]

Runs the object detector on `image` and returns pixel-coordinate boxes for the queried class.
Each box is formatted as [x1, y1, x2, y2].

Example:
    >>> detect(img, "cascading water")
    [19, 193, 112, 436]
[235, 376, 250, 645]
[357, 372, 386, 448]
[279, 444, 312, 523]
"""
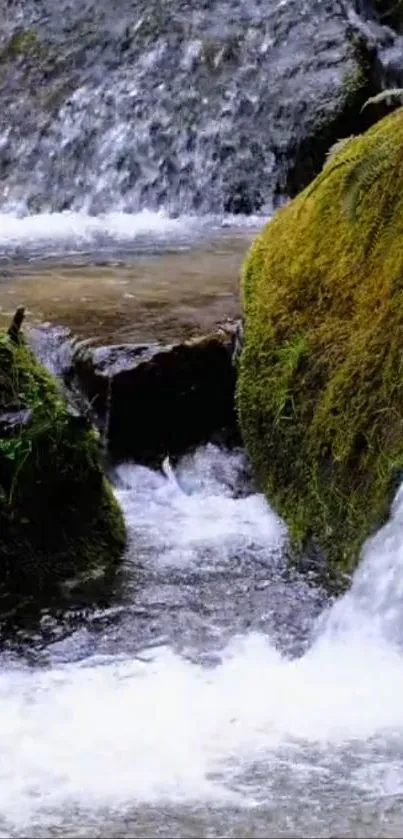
[0, 0, 402, 243]
[2, 0, 344, 216]
[0, 0, 401, 261]
[2, 1, 403, 836]
[0, 444, 403, 838]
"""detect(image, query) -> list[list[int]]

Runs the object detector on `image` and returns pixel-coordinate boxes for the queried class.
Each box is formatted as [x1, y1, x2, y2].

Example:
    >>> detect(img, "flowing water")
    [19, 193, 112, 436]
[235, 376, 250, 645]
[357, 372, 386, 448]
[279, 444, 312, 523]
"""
[0, 0, 366, 215]
[2, 0, 403, 216]
[1, 443, 403, 838]
[2, 0, 403, 835]
[0, 213, 255, 343]
[0, 183, 403, 839]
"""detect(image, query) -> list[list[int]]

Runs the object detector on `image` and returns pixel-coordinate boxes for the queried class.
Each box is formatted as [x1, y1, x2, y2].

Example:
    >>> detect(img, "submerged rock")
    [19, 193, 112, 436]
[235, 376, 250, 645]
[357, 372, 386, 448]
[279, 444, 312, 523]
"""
[66, 325, 240, 463]
[237, 107, 403, 579]
[0, 320, 126, 602]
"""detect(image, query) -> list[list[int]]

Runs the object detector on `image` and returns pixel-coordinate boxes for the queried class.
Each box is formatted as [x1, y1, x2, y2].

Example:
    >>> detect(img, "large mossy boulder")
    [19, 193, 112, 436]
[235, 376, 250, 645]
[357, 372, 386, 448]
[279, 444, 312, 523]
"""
[237, 107, 403, 580]
[0, 322, 125, 600]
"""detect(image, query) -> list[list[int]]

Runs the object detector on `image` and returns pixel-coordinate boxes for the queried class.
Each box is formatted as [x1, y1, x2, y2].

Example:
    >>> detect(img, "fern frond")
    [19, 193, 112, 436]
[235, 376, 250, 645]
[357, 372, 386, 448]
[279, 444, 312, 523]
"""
[323, 136, 355, 170]
[341, 147, 392, 221]
[302, 157, 355, 207]
[361, 89, 403, 112]
[361, 153, 403, 256]
[301, 106, 403, 224]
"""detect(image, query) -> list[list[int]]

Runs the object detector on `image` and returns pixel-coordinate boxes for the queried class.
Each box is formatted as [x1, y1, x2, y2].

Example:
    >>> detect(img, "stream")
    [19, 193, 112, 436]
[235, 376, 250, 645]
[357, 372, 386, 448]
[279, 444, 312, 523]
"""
[0, 215, 402, 837]
[1, 439, 403, 837]
[2, 0, 403, 831]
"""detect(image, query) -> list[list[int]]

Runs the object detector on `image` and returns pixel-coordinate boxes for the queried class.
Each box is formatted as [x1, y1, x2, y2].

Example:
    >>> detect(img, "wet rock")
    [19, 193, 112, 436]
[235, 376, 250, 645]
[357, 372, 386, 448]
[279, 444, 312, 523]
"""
[237, 107, 403, 582]
[224, 180, 263, 215]
[0, 409, 32, 434]
[371, 0, 403, 32]
[0, 322, 126, 604]
[0, 0, 393, 215]
[66, 325, 240, 463]
[281, 34, 385, 199]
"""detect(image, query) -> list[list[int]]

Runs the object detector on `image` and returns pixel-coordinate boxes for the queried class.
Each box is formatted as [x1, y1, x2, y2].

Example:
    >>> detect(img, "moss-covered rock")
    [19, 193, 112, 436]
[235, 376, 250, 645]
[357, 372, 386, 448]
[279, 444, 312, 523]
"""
[0, 325, 125, 600]
[0, 29, 43, 63]
[237, 107, 403, 582]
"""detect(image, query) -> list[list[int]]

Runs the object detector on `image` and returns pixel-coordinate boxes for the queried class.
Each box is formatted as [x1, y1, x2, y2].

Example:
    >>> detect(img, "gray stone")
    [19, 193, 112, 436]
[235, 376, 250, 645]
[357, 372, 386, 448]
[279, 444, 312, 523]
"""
[65, 325, 241, 463]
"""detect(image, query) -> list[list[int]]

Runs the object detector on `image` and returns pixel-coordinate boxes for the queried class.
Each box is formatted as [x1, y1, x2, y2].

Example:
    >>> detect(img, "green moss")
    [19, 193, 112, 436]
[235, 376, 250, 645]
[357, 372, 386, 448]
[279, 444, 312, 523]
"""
[342, 62, 367, 109]
[237, 107, 403, 582]
[0, 330, 125, 598]
[0, 28, 45, 63]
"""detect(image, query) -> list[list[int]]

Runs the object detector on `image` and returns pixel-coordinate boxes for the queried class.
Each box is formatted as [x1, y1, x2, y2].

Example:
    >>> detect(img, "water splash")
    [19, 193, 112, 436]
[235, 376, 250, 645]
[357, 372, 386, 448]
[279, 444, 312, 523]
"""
[0, 210, 205, 260]
[0, 445, 403, 836]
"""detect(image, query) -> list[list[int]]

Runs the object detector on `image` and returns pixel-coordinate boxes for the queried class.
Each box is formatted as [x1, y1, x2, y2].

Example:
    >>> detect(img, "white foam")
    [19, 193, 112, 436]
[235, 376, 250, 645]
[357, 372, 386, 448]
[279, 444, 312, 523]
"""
[0, 209, 264, 256]
[0, 210, 198, 254]
[1, 629, 403, 830]
[115, 446, 285, 566]
[2, 446, 403, 831]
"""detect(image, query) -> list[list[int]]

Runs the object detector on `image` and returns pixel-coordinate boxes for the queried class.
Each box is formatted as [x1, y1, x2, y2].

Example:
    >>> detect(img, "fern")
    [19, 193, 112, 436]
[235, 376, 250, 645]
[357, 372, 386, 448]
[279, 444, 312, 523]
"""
[302, 156, 354, 206]
[339, 120, 403, 258]
[300, 105, 403, 255]
[340, 147, 388, 221]
[361, 88, 403, 112]
[364, 153, 403, 255]
[323, 136, 355, 169]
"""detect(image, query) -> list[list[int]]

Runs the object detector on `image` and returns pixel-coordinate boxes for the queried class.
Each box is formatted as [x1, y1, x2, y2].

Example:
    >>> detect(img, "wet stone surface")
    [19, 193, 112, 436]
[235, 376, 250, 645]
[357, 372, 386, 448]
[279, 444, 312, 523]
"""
[0, 0, 393, 215]
[65, 327, 240, 463]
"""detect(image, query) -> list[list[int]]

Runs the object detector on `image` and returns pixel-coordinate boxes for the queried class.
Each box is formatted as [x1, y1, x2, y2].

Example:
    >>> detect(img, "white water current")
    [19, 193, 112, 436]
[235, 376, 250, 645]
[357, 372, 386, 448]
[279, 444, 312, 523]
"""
[0, 210, 402, 836]
[0, 442, 403, 837]
[0, 210, 263, 260]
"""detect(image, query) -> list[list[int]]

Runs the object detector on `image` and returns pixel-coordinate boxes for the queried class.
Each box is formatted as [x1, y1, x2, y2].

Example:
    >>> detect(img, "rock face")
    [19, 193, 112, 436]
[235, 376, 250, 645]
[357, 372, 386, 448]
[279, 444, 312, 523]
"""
[237, 107, 403, 580]
[372, 0, 403, 31]
[0, 0, 385, 215]
[66, 326, 239, 463]
[0, 324, 125, 601]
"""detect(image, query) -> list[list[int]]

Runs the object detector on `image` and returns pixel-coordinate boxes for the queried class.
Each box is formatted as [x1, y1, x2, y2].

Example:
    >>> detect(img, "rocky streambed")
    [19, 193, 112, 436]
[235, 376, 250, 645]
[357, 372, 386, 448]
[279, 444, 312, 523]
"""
[0, 229, 252, 624]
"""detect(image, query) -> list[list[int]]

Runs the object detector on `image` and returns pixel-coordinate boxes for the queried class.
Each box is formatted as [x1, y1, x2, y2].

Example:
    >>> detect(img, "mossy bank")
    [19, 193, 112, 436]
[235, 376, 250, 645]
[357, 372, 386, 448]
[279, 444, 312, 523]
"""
[237, 107, 403, 582]
[0, 322, 125, 601]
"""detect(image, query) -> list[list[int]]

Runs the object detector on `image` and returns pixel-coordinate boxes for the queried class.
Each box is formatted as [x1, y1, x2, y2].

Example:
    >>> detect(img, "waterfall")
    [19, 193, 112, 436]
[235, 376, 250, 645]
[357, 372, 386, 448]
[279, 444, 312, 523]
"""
[0, 0, 399, 222]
